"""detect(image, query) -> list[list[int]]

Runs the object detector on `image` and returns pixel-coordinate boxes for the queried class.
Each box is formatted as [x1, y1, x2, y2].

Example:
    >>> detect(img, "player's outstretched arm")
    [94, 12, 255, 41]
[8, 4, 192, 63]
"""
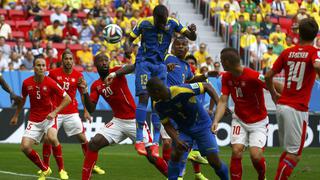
[10, 97, 26, 125]
[212, 95, 228, 134]
[47, 94, 71, 120]
[163, 120, 188, 151]
[0, 75, 22, 105]
[186, 70, 219, 83]
[202, 83, 219, 105]
[105, 64, 135, 85]
[183, 23, 197, 41]
[265, 69, 280, 104]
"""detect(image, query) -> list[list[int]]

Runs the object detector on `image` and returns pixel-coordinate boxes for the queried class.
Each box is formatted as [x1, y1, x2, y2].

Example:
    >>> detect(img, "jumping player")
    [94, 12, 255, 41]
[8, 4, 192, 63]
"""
[10, 57, 71, 180]
[265, 18, 320, 180]
[146, 77, 229, 180]
[80, 54, 168, 180]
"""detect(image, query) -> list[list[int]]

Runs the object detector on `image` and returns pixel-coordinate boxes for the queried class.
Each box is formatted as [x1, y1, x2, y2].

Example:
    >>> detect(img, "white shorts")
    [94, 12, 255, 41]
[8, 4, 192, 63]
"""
[97, 117, 153, 146]
[160, 124, 171, 139]
[23, 119, 56, 143]
[57, 113, 83, 137]
[276, 105, 308, 155]
[231, 114, 268, 148]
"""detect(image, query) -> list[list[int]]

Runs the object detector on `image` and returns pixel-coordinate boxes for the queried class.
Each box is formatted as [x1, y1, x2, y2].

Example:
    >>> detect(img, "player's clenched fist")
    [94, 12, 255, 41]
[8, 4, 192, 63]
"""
[211, 122, 219, 134]
[188, 24, 197, 32]
[10, 115, 18, 125]
[78, 78, 88, 94]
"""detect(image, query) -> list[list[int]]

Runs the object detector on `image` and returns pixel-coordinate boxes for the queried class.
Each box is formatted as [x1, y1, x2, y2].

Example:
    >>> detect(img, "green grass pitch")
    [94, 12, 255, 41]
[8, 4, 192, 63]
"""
[0, 144, 319, 179]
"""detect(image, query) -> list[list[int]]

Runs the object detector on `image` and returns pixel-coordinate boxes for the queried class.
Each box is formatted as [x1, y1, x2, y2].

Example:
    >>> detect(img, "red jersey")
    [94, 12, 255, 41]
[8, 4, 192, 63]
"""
[22, 76, 66, 122]
[90, 67, 136, 119]
[49, 67, 83, 114]
[221, 68, 267, 123]
[272, 45, 319, 111]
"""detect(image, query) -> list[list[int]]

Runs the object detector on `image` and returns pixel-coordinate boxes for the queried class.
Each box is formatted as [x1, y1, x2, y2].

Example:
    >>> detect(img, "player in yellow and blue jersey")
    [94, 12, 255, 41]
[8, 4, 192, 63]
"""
[146, 77, 229, 180]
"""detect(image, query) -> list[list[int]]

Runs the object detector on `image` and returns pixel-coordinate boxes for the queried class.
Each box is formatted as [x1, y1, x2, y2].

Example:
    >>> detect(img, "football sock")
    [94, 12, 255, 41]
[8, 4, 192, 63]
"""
[230, 157, 242, 180]
[275, 157, 297, 180]
[42, 143, 52, 167]
[178, 151, 188, 177]
[154, 157, 168, 177]
[27, 149, 48, 171]
[192, 162, 201, 173]
[52, 144, 64, 171]
[81, 142, 88, 156]
[212, 161, 229, 180]
[279, 152, 287, 162]
[168, 160, 180, 180]
[82, 149, 98, 180]
[136, 103, 148, 142]
[252, 157, 266, 180]
[151, 112, 161, 144]
[162, 146, 172, 163]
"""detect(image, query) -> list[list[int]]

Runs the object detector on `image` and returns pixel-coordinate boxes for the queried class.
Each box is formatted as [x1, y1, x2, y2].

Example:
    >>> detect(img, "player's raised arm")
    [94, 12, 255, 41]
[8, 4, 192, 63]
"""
[79, 79, 97, 114]
[182, 23, 197, 41]
[202, 82, 219, 105]
[105, 64, 135, 85]
[212, 95, 228, 133]
[186, 70, 219, 83]
[0, 74, 22, 105]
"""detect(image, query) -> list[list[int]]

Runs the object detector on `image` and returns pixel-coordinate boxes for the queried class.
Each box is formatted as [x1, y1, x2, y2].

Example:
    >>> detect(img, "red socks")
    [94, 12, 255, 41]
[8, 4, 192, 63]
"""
[162, 147, 172, 163]
[81, 142, 88, 156]
[192, 162, 201, 173]
[52, 144, 64, 171]
[252, 157, 266, 180]
[82, 149, 98, 180]
[230, 157, 242, 180]
[42, 143, 52, 167]
[154, 157, 168, 177]
[27, 149, 48, 171]
[275, 156, 297, 180]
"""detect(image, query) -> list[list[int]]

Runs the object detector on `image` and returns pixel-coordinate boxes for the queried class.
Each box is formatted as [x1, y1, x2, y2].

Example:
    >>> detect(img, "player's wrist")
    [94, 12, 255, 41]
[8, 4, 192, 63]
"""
[110, 72, 117, 78]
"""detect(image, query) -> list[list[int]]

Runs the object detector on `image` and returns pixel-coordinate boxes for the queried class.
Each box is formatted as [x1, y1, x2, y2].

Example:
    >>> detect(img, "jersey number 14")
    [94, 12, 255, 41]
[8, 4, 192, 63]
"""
[287, 61, 305, 90]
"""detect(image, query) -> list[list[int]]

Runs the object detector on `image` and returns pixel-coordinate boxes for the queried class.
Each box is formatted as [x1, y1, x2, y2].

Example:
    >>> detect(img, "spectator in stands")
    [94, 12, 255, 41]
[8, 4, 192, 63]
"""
[186, 54, 199, 74]
[50, 7, 68, 26]
[31, 38, 44, 58]
[294, 6, 309, 22]
[27, 0, 43, 22]
[188, 39, 198, 55]
[7, 62, 13, 71]
[250, 35, 267, 70]
[201, 56, 215, 71]
[19, 64, 27, 71]
[262, 45, 278, 73]
[0, 50, 9, 71]
[38, 0, 49, 10]
[109, 50, 121, 68]
[9, 52, 22, 70]
[63, 21, 79, 44]
[259, 0, 271, 17]
[87, 11, 97, 26]
[284, 0, 299, 17]
[214, 61, 221, 72]
[311, 7, 320, 27]
[259, 14, 275, 39]
[301, 0, 319, 15]
[240, 0, 256, 14]
[82, 0, 95, 13]
[288, 23, 300, 45]
[69, 9, 82, 30]
[129, 9, 141, 28]
[240, 26, 257, 49]
[269, 24, 286, 45]
[0, 36, 11, 58]
[29, 20, 47, 41]
[67, 0, 82, 11]
[228, 0, 240, 13]
[95, 18, 107, 39]
[98, 8, 113, 26]
[124, 2, 134, 18]
[91, 36, 102, 55]
[200, 66, 209, 75]
[283, 36, 294, 49]
[220, 3, 237, 39]
[194, 43, 209, 64]
[245, 13, 260, 35]
[0, 15, 12, 40]
[12, 38, 27, 58]
[237, 4, 250, 21]
[45, 20, 63, 43]
[210, 0, 223, 17]
[270, 36, 284, 55]
[21, 50, 34, 71]
[271, 0, 286, 17]
[76, 42, 93, 67]
[50, 0, 67, 10]
[314, 37, 320, 49]
[79, 18, 95, 44]
[44, 40, 58, 58]
[230, 15, 245, 48]
[114, 7, 129, 30]
[45, 48, 59, 70]
[92, 0, 103, 17]
[3, 0, 23, 10]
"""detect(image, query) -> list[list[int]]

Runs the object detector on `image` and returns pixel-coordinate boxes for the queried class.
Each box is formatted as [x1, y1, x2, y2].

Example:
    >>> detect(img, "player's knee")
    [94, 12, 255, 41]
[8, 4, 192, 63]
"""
[20, 143, 31, 154]
[171, 149, 183, 162]
[207, 153, 221, 169]
[232, 146, 244, 158]
[250, 152, 263, 163]
[162, 139, 172, 149]
[88, 135, 109, 151]
[76, 133, 87, 144]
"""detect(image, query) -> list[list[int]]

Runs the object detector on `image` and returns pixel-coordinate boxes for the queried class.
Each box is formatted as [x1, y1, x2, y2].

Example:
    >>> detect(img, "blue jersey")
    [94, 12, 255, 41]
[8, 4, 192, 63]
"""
[165, 54, 194, 86]
[155, 83, 211, 133]
[130, 17, 187, 64]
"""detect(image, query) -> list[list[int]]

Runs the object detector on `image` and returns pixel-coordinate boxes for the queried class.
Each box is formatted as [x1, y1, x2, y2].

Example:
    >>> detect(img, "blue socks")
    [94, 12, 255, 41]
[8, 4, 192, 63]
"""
[168, 160, 180, 180]
[151, 112, 161, 144]
[212, 161, 229, 180]
[136, 103, 147, 142]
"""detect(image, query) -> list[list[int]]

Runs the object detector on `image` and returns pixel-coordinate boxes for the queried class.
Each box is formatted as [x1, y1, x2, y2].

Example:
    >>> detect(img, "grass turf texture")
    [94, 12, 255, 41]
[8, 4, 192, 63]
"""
[0, 144, 319, 180]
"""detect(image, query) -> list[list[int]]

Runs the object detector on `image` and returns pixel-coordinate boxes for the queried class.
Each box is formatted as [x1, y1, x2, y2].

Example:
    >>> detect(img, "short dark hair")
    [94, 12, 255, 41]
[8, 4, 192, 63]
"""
[33, 57, 45, 67]
[146, 77, 164, 93]
[153, 5, 169, 19]
[94, 53, 109, 64]
[299, 18, 319, 41]
[62, 50, 73, 60]
[185, 54, 197, 65]
[220, 47, 240, 65]
[173, 35, 188, 44]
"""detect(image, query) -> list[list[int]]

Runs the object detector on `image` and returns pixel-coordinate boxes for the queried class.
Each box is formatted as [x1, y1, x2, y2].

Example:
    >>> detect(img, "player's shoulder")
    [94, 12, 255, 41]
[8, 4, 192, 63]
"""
[167, 17, 180, 25]
[169, 84, 195, 96]
[138, 16, 154, 27]
[23, 76, 34, 84]
[72, 68, 83, 77]
[109, 66, 122, 73]
[164, 53, 177, 62]
[244, 67, 259, 76]
[48, 67, 62, 76]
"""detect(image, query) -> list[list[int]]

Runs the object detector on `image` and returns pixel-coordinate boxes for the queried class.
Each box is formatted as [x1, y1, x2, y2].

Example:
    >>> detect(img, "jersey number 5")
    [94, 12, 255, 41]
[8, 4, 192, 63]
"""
[287, 61, 305, 90]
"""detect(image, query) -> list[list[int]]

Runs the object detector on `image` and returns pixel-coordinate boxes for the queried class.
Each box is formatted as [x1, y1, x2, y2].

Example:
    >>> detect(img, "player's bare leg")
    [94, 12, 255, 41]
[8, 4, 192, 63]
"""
[76, 132, 105, 175]
[82, 134, 109, 180]
[230, 144, 244, 180]
[249, 147, 266, 180]
[47, 127, 68, 180]
[135, 94, 149, 155]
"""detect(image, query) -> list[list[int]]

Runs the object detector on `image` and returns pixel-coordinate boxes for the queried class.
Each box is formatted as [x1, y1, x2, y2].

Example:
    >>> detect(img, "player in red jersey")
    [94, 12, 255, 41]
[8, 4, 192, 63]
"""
[212, 48, 283, 180]
[80, 54, 168, 180]
[39, 51, 105, 178]
[10, 57, 71, 180]
[265, 18, 320, 180]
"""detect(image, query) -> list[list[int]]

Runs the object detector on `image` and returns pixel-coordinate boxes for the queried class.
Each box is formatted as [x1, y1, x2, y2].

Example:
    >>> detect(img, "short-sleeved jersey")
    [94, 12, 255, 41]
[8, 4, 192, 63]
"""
[48, 68, 83, 114]
[130, 17, 187, 64]
[165, 54, 194, 86]
[155, 83, 211, 133]
[22, 76, 66, 122]
[272, 45, 319, 111]
[90, 67, 136, 119]
[221, 68, 267, 123]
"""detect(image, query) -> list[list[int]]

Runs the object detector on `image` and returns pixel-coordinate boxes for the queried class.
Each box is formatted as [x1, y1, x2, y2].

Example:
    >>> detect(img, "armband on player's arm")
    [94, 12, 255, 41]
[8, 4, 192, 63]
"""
[160, 117, 170, 125]
[114, 64, 135, 77]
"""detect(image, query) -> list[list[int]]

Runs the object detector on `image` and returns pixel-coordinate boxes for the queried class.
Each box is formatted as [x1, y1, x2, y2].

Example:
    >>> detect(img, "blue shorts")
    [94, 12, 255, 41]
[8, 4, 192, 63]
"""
[176, 128, 219, 156]
[135, 61, 167, 96]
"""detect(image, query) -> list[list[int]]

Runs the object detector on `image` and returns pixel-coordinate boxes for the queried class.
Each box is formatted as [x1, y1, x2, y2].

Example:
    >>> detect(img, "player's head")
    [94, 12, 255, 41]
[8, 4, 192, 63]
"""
[299, 18, 319, 42]
[94, 53, 110, 79]
[220, 47, 240, 71]
[153, 5, 169, 30]
[172, 36, 189, 59]
[61, 50, 74, 70]
[146, 77, 168, 101]
[33, 57, 46, 77]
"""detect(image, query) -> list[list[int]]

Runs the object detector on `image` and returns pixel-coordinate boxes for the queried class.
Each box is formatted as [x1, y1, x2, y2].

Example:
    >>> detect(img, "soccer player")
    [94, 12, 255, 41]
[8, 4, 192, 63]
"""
[40, 50, 105, 178]
[265, 18, 320, 180]
[212, 47, 281, 180]
[146, 77, 229, 180]
[127, 4, 197, 156]
[10, 57, 71, 180]
[0, 72, 22, 106]
[80, 54, 168, 180]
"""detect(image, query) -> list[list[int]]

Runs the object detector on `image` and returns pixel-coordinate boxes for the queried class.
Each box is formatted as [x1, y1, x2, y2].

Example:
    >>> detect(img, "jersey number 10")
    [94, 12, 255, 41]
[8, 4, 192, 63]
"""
[287, 61, 305, 90]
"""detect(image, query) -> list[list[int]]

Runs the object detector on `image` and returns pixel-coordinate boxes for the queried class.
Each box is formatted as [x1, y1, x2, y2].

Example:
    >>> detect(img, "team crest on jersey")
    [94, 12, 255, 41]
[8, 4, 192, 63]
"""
[241, 81, 246, 87]
[97, 85, 101, 91]
[27, 86, 33, 90]
[71, 78, 75, 82]
[190, 83, 199, 89]
[43, 86, 47, 91]
[258, 74, 265, 82]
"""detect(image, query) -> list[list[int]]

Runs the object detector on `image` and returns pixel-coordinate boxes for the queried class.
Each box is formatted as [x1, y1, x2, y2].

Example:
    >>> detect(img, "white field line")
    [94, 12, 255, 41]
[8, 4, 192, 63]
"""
[0, 170, 61, 179]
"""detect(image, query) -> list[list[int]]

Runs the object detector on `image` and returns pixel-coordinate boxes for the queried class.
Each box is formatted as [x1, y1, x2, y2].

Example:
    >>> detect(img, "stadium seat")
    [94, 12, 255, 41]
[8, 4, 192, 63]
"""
[16, 20, 32, 37]
[77, 12, 87, 19]
[6, 41, 15, 47]
[279, 17, 293, 31]
[41, 10, 54, 25]
[25, 42, 32, 48]
[270, 17, 278, 24]
[0, 9, 7, 16]
[281, 28, 288, 34]
[12, 31, 25, 39]
[8, 10, 26, 20]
